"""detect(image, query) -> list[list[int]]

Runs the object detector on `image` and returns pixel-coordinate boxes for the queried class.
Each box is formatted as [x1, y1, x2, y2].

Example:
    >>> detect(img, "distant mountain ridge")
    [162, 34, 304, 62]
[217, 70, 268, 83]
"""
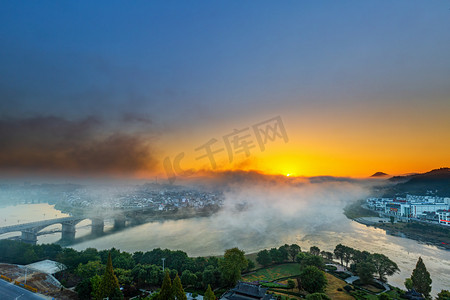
[371, 172, 389, 177]
[384, 167, 450, 197]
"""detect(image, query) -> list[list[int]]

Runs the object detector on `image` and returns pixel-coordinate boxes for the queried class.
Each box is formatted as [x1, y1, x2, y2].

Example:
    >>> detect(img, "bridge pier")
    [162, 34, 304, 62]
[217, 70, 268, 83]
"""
[114, 216, 126, 229]
[61, 223, 76, 241]
[21, 230, 37, 245]
[91, 218, 104, 235]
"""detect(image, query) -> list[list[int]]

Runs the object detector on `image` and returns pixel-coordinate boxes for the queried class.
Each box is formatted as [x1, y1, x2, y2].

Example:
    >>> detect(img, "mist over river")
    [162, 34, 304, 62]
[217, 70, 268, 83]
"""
[1, 201, 449, 295]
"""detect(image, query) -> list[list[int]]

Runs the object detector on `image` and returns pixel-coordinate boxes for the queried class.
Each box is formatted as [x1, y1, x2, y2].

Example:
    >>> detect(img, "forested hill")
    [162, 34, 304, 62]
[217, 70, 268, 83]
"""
[384, 168, 450, 197]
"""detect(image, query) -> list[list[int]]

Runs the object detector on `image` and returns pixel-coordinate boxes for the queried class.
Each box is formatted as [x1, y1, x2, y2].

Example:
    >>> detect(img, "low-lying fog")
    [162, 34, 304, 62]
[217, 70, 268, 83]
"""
[1, 174, 449, 294]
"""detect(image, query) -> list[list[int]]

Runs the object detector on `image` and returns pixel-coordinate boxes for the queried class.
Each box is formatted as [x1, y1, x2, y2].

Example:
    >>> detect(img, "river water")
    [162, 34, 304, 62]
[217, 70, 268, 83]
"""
[0, 202, 449, 295]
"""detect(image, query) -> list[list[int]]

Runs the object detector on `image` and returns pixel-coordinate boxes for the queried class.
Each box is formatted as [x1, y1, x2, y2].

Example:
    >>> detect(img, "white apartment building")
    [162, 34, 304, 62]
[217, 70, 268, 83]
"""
[410, 203, 449, 218]
[437, 210, 450, 226]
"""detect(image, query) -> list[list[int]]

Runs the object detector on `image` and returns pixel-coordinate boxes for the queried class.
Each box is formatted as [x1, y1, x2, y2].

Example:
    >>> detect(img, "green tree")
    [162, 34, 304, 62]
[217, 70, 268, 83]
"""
[334, 244, 345, 265]
[131, 264, 163, 287]
[299, 266, 327, 293]
[320, 251, 333, 261]
[246, 259, 255, 271]
[172, 274, 187, 300]
[296, 252, 308, 264]
[219, 248, 248, 287]
[113, 252, 135, 270]
[356, 262, 375, 285]
[149, 292, 160, 300]
[75, 278, 93, 299]
[56, 247, 82, 270]
[270, 248, 284, 263]
[288, 244, 301, 262]
[80, 248, 101, 264]
[351, 250, 370, 265]
[305, 293, 331, 300]
[204, 284, 215, 300]
[23, 248, 38, 264]
[277, 245, 289, 261]
[91, 275, 102, 299]
[342, 246, 353, 267]
[115, 268, 133, 286]
[181, 270, 197, 287]
[301, 254, 325, 270]
[436, 290, 450, 300]
[202, 266, 220, 288]
[378, 293, 390, 300]
[76, 260, 105, 278]
[310, 246, 320, 256]
[94, 252, 123, 300]
[159, 271, 174, 300]
[404, 278, 413, 291]
[256, 250, 272, 266]
[287, 279, 295, 290]
[411, 257, 432, 298]
[370, 253, 399, 282]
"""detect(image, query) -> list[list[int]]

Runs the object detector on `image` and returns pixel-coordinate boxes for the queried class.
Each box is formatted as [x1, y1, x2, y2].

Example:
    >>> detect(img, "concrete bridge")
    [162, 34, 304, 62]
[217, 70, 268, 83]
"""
[0, 214, 127, 244]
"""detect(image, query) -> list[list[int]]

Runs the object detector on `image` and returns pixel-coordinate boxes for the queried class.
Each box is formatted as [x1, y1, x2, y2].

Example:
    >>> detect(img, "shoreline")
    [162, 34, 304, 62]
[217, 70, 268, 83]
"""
[345, 202, 450, 251]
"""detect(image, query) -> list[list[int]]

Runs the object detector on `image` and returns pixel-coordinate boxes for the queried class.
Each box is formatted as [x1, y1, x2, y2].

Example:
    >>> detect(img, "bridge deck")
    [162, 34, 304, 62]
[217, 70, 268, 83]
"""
[0, 217, 84, 235]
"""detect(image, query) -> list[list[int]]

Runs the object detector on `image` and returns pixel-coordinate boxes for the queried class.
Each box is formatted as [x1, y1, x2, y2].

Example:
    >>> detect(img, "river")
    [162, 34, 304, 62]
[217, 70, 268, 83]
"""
[0, 202, 449, 295]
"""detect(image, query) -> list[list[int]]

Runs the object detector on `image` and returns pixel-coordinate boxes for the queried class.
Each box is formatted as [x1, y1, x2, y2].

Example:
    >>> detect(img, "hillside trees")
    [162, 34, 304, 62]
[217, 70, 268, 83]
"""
[256, 249, 272, 266]
[94, 252, 123, 300]
[159, 271, 174, 300]
[299, 266, 327, 293]
[411, 257, 432, 298]
[288, 244, 301, 262]
[371, 253, 399, 282]
[310, 246, 320, 256]
[172, 274, 187, 300]
[219, 248, 248, 287]
[204, 284, 215, 300]
[356, 261, 376, 284]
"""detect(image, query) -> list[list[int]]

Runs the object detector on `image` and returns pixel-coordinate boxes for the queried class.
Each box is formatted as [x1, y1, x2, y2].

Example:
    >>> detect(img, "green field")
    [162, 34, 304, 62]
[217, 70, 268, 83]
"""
[242, 263, 301, 282]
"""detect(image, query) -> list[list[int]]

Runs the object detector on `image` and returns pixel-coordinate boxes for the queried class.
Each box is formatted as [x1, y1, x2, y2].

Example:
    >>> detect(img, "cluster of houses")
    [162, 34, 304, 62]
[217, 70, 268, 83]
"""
[61, 185, 223, 211]
[366, 195, 450, 226]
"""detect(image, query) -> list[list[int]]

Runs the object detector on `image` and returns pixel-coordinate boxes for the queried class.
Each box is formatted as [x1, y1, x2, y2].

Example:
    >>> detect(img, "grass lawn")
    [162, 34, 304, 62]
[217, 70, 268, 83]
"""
[273, 279, 305, 299]
[324, 273, 355, 300]
[242, 263, 301, 282]
[273, 273, 354, 300]
[350, 287, 403, 300]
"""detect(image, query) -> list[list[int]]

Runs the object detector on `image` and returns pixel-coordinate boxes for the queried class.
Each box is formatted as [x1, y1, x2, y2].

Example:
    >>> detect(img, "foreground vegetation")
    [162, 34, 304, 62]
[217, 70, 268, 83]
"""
[0, 239, 447, 299]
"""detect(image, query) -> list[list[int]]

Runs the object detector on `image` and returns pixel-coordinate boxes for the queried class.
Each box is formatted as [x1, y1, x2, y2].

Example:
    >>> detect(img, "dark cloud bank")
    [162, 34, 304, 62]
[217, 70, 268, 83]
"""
[0, 115, 157, 176]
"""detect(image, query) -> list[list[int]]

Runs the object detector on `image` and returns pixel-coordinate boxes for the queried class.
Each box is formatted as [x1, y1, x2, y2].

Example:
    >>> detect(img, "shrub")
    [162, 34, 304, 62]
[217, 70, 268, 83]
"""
[337, 288, 343, 291]
[261, 282, 289, 289]
[332, 271, 351, 279]
[343, 285, 353, 292]
[306, 293, 331, 300]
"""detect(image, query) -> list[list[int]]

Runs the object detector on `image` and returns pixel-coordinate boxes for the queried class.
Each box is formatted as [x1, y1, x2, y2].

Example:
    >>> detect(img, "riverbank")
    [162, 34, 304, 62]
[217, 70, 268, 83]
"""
[344, 200, 450, 250]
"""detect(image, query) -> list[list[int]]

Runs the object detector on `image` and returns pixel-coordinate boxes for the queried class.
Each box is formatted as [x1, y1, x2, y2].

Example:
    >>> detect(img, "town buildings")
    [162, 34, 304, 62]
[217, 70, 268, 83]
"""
[366, 195, 450, 225]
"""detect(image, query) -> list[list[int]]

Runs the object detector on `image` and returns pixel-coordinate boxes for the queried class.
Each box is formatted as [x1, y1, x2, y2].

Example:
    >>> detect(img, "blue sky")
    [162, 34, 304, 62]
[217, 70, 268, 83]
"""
[0, 1, 449, 177]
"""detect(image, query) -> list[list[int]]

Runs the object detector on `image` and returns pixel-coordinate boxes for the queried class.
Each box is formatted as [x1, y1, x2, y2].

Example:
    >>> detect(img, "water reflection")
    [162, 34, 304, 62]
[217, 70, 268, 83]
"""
[1, 203, 449, 295]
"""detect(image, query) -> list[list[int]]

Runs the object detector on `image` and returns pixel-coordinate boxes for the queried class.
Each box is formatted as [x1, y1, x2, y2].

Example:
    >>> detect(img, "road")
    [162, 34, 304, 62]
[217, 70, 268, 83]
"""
[0, 280, 46, 300]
